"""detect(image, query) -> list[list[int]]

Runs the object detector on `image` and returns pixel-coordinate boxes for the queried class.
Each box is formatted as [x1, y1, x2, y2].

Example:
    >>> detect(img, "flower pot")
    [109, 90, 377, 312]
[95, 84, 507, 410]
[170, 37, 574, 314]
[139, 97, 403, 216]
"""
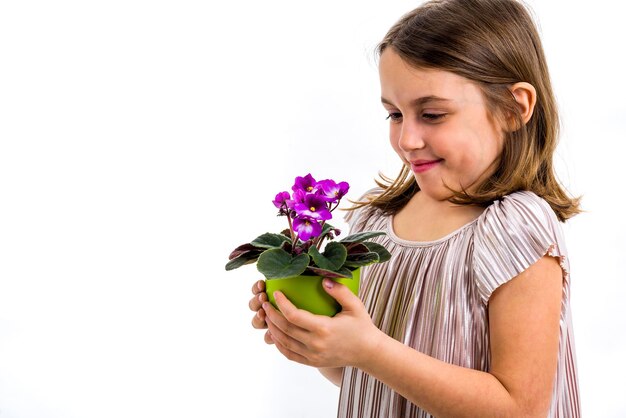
[265, 268, 360, 317]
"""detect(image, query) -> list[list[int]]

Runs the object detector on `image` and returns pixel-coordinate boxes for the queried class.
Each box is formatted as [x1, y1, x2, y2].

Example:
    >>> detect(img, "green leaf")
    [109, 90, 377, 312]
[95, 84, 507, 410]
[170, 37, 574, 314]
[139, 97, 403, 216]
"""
[340, 230, 387, 244]
[364, 242, 392, 263]
[322, 241, 348, 266]
[343, 251, 380, 268]
[308, 242, 347, 271]
[306, 266, 353, 279]
[345, 242, 369, 255]
[225, 249, 262, 271]
[251, 233, 291, 249]
[256, 248, 310, 279]
[228, 243, 259, 260]
[320, 222, 335, 237]
[280, 240, 293, 253]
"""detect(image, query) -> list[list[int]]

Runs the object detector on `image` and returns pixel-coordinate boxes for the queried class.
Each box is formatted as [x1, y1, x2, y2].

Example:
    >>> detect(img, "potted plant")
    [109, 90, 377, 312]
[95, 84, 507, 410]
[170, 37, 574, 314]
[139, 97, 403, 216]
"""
[225, 173, 391, 316]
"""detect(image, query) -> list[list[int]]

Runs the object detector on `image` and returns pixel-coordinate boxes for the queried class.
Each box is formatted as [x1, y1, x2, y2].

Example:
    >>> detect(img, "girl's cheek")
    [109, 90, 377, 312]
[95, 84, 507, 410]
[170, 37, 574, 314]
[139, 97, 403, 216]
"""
[388, 125, 399, 141]
[389, 133, 402, 153]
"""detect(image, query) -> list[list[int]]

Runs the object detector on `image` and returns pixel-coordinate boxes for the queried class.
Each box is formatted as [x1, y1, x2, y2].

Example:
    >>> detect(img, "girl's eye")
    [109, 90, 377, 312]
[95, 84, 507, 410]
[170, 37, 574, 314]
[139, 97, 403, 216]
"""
[385, 113, 402, 122]
[423, 113, 446, 121]
[385, 112, 446, 122]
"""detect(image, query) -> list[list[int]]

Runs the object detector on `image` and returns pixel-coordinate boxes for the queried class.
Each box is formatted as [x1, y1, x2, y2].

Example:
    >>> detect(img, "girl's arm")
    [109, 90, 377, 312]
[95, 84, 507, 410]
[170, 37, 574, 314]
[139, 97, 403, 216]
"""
[318, 367, 343, 387]
[263, 255, 562, 417]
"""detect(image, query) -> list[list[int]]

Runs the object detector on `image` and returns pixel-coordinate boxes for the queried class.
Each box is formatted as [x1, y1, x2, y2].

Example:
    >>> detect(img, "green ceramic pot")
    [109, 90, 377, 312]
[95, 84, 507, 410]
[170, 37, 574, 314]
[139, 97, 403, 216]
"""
[265, 268, 361, 317]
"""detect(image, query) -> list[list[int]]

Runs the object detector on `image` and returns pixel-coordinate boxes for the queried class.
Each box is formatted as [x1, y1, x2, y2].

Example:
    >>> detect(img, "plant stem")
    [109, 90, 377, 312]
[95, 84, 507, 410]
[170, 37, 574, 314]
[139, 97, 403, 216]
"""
[315, 220, 327, 250]
[294, 233, 300, 250]
[286, 214, 296, 253]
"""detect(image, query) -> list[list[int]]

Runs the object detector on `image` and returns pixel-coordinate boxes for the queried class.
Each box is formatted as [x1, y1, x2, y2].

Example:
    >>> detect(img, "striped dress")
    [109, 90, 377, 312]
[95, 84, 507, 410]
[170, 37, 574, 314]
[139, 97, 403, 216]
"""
[337, 190, 580, 417]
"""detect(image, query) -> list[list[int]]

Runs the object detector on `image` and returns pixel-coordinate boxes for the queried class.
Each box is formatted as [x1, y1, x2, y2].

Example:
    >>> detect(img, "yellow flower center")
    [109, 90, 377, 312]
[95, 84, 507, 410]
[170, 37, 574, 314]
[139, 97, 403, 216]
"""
[307, 186, 313, 191]
[310, 206, 316, 212]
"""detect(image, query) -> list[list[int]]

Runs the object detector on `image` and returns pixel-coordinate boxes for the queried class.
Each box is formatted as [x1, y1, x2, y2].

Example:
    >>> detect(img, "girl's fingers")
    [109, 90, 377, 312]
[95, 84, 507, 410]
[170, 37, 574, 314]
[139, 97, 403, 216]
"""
[249, 280, 269, 331]
[271, 291, 320, 330]
[265, 317, 308, 358]
[263, 300, 310, 343]
[264, 330, 274, 345]
[272, 335, 310, 365]
[251, 280, 265, 294]
[248, 292, 267, 312]
[251, 308, 267, 329]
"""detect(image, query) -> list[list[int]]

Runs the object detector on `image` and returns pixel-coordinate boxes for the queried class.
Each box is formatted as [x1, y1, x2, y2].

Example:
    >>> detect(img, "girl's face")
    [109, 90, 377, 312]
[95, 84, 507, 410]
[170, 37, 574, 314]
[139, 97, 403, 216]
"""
[379, 48, 505, 203]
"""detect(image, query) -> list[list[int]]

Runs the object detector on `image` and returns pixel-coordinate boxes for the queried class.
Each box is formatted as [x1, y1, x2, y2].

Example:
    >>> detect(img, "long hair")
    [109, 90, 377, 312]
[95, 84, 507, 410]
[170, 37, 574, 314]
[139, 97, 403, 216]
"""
[351, 0, 581, 221]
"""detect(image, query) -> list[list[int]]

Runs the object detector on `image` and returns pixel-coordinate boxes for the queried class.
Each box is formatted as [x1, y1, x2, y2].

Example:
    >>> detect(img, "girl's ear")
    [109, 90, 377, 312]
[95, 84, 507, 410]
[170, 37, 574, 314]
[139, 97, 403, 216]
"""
[506, 82, 537, 131]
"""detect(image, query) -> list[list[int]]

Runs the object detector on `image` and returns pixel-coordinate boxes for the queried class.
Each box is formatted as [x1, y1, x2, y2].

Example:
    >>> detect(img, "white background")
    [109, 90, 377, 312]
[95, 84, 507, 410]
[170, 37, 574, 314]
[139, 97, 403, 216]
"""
[1, 1, 625, 417]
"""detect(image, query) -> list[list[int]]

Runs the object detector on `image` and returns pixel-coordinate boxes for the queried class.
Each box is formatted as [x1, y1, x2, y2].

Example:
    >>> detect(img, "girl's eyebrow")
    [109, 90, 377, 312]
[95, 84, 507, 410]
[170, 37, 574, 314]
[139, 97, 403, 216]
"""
[380, 95, 453, 106]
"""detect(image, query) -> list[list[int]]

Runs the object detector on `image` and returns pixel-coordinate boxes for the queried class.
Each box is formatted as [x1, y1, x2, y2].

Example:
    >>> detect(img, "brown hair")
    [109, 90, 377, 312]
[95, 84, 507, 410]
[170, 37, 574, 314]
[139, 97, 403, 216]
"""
[350, 0, 581, 222]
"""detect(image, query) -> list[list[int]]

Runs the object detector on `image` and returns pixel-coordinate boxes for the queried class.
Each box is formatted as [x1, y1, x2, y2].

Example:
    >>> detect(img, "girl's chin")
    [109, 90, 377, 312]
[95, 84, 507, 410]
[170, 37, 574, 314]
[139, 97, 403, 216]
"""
[413, 173, 482, 197]
[413, 186, 456, 203]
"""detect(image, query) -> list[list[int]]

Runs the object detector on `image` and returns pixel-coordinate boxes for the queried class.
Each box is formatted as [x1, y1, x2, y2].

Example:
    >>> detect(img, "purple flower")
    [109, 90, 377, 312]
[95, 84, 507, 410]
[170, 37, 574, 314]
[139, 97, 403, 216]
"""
[316, 179, 350, 202]
[292, 173, 317, 193]
[286, 189, 305, 210]
[272, 191, 291, 209]
[294, 193, 332, 220]
[293, 217, 322, 241]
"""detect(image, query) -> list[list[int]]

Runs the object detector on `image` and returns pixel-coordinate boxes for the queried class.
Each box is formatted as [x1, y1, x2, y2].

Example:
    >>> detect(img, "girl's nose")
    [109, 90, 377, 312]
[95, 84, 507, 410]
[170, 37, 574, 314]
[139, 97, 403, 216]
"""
[397, 120, 426, 151]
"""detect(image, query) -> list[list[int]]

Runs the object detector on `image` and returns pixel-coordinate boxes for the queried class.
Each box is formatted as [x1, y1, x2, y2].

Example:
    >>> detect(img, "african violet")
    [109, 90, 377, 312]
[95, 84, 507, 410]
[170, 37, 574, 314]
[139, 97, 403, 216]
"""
[225, 173, 391, 280]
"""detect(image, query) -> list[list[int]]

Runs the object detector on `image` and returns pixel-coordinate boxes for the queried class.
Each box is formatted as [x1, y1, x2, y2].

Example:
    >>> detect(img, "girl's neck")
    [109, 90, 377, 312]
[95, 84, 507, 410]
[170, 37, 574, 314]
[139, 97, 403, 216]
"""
[392, 191, 485, 242]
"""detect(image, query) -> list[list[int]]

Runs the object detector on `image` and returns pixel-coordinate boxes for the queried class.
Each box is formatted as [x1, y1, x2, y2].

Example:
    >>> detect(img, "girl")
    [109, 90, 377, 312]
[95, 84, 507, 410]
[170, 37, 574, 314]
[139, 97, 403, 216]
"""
[249, 0, 581, 416]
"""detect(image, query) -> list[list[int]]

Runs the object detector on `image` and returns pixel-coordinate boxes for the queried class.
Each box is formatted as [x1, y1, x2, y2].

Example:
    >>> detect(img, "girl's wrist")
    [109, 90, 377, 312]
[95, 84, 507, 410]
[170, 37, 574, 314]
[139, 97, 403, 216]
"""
[352, 323, 387, 370]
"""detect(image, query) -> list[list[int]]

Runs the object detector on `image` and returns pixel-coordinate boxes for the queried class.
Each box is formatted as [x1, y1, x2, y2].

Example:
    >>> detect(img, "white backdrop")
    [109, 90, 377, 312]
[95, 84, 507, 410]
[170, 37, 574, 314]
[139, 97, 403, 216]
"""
[1, 1, 625, 417]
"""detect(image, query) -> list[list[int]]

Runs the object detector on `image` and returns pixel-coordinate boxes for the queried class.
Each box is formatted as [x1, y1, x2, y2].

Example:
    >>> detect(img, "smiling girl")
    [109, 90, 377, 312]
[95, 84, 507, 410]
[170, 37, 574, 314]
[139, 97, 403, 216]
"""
[249, 0, 581, 416]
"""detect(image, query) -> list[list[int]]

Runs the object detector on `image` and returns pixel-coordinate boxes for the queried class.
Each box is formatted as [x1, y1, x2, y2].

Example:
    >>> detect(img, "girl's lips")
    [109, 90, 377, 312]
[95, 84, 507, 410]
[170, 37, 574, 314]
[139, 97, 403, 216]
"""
[410, 159, 443, 173]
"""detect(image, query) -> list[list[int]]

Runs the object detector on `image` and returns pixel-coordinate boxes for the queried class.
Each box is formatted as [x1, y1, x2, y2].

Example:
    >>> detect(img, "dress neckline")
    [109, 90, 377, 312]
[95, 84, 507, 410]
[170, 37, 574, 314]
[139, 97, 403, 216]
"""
[385, 213, 480, 248]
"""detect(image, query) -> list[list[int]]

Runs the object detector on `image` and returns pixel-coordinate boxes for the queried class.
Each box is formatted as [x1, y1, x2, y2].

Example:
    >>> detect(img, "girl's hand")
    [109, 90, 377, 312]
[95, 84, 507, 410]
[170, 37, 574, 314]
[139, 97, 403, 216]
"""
[263, 278, 383, 369]
[248, 280, 273, 345]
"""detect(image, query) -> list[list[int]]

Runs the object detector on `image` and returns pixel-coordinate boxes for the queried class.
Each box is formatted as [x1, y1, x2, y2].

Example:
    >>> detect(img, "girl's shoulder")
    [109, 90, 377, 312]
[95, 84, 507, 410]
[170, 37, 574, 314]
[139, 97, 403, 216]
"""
[477, 190, 559, 227]
[473, 190, 569, 305]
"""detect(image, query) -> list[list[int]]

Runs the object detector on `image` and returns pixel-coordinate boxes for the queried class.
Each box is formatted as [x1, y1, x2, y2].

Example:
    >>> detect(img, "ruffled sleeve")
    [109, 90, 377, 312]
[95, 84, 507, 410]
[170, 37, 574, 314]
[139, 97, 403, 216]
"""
[472, 191, 570, 305]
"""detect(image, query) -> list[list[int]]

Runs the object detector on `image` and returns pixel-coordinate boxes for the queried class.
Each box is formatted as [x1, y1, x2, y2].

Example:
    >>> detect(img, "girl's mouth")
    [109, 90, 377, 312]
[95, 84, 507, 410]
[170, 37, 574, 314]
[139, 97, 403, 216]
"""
[411, 159, 443, 173]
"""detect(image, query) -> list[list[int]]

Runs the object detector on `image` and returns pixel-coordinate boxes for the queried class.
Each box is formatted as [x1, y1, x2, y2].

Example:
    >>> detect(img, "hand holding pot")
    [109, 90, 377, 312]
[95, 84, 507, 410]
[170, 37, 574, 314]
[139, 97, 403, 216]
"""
[263, 278, 383, 369]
